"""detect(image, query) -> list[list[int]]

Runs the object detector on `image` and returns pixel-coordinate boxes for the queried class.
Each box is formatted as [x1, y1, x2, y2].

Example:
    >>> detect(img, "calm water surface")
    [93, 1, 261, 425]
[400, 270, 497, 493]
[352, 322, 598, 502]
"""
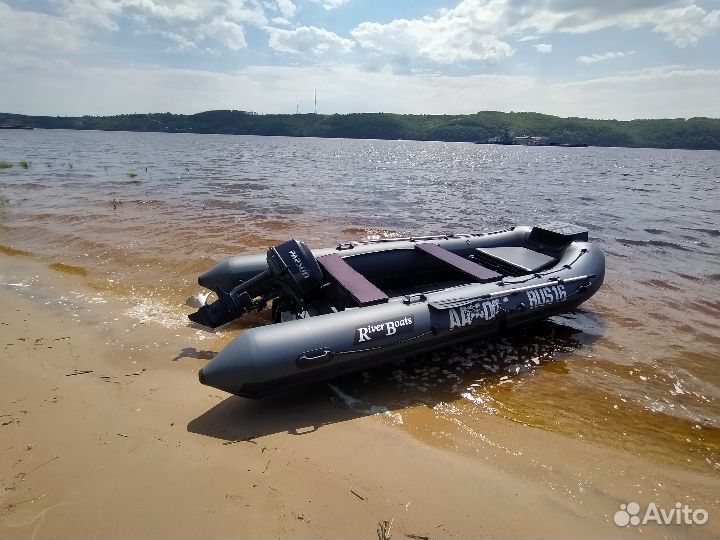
[1, 129, 718, 472]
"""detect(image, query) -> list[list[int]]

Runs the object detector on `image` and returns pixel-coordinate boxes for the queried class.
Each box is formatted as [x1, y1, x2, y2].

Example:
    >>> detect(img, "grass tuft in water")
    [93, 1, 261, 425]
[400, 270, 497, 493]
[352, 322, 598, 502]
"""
[0, 161, 13, 169]
[49, 262, 88, 276]
[0, 244, 31, 256]
[127, 171, 138, 178]
[19, 160, 30, 169]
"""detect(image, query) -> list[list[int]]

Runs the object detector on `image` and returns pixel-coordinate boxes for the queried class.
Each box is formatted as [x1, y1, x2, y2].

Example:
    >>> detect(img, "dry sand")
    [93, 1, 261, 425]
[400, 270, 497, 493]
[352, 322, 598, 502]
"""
[1, 254, 718, 539]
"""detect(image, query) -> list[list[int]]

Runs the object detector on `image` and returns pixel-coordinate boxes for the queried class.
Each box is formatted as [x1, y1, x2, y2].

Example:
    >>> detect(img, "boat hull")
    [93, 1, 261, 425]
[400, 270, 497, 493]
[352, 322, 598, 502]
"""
[196, 226, 605, 398]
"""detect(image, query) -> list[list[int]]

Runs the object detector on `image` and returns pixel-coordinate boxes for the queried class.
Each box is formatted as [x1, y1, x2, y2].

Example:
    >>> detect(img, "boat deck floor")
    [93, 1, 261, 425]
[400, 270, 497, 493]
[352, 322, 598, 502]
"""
[385, 279, 471, 298]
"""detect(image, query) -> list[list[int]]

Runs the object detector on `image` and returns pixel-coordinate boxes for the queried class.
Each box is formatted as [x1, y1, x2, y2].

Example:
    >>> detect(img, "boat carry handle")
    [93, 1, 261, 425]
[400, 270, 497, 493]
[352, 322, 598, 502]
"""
[297, 348, 335, 368]
[403, 293, 427, 304]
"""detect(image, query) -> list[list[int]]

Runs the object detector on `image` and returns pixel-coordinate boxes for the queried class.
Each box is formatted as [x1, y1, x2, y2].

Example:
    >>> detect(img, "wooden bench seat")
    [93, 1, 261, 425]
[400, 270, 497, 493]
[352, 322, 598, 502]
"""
[416, 243, 502, 283]
[317, 254, 389, 306]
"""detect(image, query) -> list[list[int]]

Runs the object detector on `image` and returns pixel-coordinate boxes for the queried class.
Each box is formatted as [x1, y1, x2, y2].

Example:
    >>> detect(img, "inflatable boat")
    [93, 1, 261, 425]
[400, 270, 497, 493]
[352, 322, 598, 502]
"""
[190, 224, 604, 398]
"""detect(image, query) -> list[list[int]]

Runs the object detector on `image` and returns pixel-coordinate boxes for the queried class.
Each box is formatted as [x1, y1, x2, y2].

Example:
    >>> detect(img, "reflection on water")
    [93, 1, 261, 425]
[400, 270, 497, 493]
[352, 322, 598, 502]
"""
[0, 129, 718, 473]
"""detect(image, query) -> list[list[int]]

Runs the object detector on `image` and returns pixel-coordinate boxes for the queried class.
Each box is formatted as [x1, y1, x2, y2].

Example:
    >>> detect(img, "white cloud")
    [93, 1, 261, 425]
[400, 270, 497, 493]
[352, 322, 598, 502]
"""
[224, 3, 269, 27]
[312, 0, 351, 10]
[505, 0, 676, 34]
[199, 18, 247, 50]
[118, 1, 270, 50]
[121, 0, 206, 23]
[0, 2, 88, 54]
[267, 26, 353, 55]
[42, 0, 270, 51]
[534, 43, 552, 53]
[350, 0, 720, 70]
[160, 30, 198, 52]
[652, 5, 720, 47]
[576, 50, 635, 64]
[51, 0, 122, 30]
[351, 1, 515, 65]
[275, 0, 297, 20]
[511, 1, 720, 46]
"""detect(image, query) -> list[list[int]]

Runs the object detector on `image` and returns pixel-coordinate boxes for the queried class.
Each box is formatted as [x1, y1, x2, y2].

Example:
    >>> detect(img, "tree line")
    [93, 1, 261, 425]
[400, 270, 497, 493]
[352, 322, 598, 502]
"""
[1, 110, 718, 150]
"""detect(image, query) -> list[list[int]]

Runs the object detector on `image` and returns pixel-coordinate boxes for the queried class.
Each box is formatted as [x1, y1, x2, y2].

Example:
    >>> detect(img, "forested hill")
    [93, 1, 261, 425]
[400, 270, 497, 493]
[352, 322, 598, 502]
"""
[1, 110, 719, 150]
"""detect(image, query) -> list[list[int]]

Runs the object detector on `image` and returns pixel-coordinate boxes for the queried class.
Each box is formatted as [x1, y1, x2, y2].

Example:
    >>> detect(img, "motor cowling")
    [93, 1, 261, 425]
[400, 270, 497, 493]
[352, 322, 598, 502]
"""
[188, 239, 322, 328]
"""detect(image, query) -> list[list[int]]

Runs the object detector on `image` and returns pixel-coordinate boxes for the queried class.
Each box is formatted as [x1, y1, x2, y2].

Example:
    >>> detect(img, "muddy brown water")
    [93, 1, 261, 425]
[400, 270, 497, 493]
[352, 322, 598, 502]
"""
[1, 129, 718, 475]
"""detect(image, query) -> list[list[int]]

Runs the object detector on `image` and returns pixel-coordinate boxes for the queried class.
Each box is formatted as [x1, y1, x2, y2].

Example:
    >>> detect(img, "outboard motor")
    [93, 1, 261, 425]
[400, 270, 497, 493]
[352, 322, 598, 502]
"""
[188, 239, 323, 328]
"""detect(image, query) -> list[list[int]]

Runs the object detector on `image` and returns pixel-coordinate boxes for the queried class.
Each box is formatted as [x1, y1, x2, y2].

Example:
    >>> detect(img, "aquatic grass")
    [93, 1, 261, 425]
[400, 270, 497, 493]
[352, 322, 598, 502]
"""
[127, 171, 138, 178]
[0, 244, 31, 257]
[0, 161, 13, 169]
[49, 262, 88, 276]
[19, 160, 30, 169]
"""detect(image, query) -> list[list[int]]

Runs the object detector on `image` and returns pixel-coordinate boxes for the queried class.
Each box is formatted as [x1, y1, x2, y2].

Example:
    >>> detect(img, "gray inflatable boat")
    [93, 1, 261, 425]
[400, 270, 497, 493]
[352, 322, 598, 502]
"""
[190, 223, 604, 398]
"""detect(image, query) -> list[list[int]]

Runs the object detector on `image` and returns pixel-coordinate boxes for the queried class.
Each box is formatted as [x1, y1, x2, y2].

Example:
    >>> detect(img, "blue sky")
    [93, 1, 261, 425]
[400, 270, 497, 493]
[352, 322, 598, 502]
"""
[1, 0, 719, 119]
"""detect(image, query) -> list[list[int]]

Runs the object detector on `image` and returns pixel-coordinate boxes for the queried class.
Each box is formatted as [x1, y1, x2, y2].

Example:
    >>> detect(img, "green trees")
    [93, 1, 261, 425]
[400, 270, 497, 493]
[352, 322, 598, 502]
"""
[1, 110, 718, 150]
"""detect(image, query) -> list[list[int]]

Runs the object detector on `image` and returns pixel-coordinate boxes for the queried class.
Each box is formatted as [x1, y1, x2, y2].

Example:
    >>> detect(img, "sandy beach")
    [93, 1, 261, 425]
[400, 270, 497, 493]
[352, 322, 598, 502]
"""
[1, 252, 718, 539]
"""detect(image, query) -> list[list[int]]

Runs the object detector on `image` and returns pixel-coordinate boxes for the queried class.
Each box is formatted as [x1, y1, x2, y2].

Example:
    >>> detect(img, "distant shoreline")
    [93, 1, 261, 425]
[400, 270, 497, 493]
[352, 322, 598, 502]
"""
[1, 110, 719, 150]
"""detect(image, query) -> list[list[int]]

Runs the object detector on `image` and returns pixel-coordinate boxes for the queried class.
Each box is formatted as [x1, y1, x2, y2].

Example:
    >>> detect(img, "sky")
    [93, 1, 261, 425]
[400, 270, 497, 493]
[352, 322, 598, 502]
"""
[1, 0, 719, 119]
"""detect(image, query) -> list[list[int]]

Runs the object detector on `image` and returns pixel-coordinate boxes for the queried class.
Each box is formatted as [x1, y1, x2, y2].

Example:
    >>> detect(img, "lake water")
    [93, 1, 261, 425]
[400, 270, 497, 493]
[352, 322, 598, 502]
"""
[1, 129, 718, 473]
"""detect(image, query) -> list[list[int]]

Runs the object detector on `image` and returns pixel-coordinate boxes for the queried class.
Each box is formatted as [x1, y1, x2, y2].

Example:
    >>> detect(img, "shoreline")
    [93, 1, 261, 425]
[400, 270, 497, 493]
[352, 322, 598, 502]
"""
[2, 111, 720, 151]
[1, 253, 718, 538]
[6, 127, 720, 153]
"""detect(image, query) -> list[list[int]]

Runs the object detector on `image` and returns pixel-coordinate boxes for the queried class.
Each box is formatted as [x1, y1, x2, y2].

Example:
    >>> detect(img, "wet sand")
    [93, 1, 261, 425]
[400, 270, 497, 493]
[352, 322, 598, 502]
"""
[1, 254, 718, 539]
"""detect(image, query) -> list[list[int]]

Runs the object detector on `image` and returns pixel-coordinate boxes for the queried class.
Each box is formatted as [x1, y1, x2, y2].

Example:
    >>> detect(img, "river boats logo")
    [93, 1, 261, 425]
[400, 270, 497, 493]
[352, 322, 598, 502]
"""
[355, 316, 414, 344]
[614, 502, 709, 527]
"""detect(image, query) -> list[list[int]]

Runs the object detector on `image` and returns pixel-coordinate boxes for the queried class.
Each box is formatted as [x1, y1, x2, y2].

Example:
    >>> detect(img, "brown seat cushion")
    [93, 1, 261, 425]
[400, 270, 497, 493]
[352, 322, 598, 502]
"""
[317, 254, 389, 306]
[416, 243, 502, 283]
